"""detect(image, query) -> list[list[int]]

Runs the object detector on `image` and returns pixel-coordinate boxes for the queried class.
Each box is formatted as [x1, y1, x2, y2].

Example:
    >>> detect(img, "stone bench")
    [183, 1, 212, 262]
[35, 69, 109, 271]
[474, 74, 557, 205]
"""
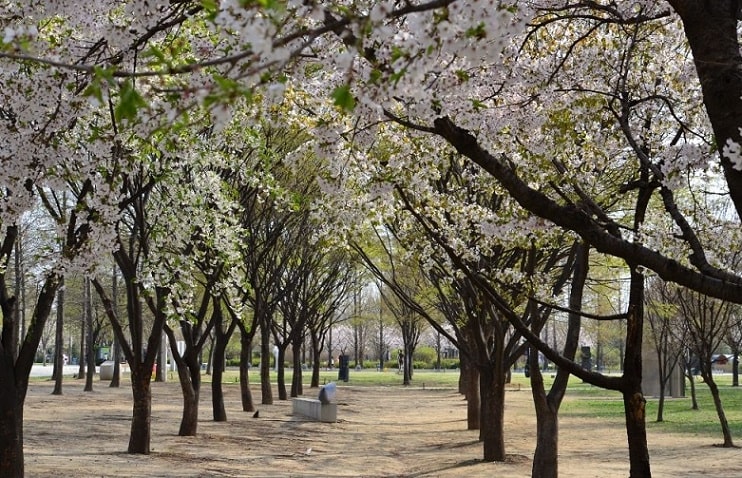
[292, 382, 337, 423]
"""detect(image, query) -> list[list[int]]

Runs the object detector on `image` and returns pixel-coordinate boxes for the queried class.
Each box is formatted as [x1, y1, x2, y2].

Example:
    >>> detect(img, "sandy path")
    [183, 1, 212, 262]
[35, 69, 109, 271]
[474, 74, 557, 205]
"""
[21, 380, 742, 477]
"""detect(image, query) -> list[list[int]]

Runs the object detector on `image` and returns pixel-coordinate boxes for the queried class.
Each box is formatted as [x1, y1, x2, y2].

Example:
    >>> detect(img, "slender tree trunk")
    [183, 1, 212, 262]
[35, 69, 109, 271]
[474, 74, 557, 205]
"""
[52, 281, 64, 395]
[77, 310, 85, 379]
[733, 351, 739, 387]
[154, 336, 166, 383]
[310, 332, 323, 388]
[176, 359, 200, 436]
[110, 337, 121, 388]
[110, 267, 120, 388]
[479, 365, 506, 462]
[621, 267, 651, 478]
[276, 346, 288, 400]
[205, 333, 214, 376]
[84, 279, 95, 392]
[402, 344, 411, 386]
[165, 325, 201, 436]
[128, 368, 153, 454]
[687, 364, 699, 410]
[211, 305, 236, 422]
[703, 372, 734, 447]
[657, 386, 666, 423]
[291, 337, 303, 397]
[531, 243, 587, 478]
[239, 326, 255, 412]
[260, 319, 273, 405]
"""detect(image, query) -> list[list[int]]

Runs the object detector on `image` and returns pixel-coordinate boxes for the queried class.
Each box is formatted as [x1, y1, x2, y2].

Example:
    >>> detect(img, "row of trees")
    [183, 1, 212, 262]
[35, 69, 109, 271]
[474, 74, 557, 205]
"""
[4, 1, 742, 477]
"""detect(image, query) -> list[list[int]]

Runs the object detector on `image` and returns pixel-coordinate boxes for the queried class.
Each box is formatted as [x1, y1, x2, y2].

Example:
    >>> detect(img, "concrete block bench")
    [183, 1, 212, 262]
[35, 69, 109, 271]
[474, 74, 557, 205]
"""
[292, 382, 337, 423]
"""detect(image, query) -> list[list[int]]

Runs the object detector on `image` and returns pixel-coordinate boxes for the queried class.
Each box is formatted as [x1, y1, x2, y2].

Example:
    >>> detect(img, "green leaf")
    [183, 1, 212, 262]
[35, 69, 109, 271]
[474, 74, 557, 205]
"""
[115, 81, 148, 122]
[331, 84, 356, 112]
[465, 23, 486, 40]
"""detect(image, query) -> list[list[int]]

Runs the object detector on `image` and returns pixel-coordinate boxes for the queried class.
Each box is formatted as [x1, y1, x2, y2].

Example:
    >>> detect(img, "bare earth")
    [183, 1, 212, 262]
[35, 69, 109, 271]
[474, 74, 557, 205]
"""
[23, 378, 742, 477]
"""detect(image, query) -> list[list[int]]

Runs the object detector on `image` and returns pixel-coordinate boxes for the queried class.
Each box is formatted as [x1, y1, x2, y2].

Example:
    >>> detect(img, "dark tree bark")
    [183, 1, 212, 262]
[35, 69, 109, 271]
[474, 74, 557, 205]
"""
[667, 0, 742, 218]
[464, 360, 480, 431]
[704, 371, 734, 447]
[84, 278, 95, 392]
[478, 363, 506, 462]
[77, 310, 85, 379]
[236, 320, 256, 412]
[110, 266, 121, 388]
[0, 272, 61, 477]
[685, 356, 699, 411]
[11, 234, 22, 362]
[0, 376, 24, 478]
[275, 345, 288, 400]
[164, 323, 203, 436]
[290, 334, 303, 397]
[621, 268, 651, 477]
[310, 329, 322, 388]
[128, 366, 153, 454]
[212, 305, 236, 422]
[52, 281, 64, 395]
[259, 318, 273, 405]
[531, 242, 587, 478]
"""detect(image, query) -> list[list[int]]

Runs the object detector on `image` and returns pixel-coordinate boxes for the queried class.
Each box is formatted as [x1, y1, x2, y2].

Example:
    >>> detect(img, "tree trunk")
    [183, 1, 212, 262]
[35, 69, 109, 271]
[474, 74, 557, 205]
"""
[656, 388, 665, 423]
[459, 350, 472, 395]
[77, 311, 85, 379]
[621, 267, 651, 478]
[52, 282, 64, 395]
[703, 372, 734, 447]
[212, 337, 228, 422]
[238, 326, 255, 412]
[128, 368, 152, 454]
[687, 364, 699, 410]
[0, 270, 60, 477]
[478, 365, 506, 462]
[531, 241, 587, 478]
[310, 332, 321, 388]
[465, 364, 480, 430]
[84, 279, 94, 392]
[177, 361, 200, 436]
[259, 321, 273, 405]
[622, 387, 650, 477]
[532, 394, 558, 478]
[0, 379, 24, 478]
[276, 346, 288, 400]
[733, 352, 739, 387]
[11, 235, 22, 362]
[402, 344, 411, 386]
[669, 0, 742, 217]
[110, 337, 121, 388]
[110, 267, 120, 388]
[291, 338, 303, 397]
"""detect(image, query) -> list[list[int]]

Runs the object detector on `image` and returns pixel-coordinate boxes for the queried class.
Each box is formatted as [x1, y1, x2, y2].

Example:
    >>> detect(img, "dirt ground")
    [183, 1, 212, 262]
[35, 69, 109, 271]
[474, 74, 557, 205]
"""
[22, 378, 742, 477]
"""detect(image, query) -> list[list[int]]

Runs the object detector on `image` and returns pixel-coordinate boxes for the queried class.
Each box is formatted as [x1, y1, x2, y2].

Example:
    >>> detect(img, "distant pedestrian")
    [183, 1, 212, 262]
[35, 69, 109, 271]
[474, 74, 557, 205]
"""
[398, 351, 404, 373]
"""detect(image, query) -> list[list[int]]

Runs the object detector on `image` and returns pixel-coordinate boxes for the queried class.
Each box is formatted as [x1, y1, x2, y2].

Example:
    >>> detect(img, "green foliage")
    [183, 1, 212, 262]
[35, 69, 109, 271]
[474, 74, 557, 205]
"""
[115, 81, 148, 123]
[331, 84, 356, 112]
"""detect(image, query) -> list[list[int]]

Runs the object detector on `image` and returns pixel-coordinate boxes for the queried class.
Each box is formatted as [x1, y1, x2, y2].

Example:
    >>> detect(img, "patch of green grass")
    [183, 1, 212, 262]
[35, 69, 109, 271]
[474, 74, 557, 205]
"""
[212, 367, 464, 388]
[558, 374, 742, 440]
